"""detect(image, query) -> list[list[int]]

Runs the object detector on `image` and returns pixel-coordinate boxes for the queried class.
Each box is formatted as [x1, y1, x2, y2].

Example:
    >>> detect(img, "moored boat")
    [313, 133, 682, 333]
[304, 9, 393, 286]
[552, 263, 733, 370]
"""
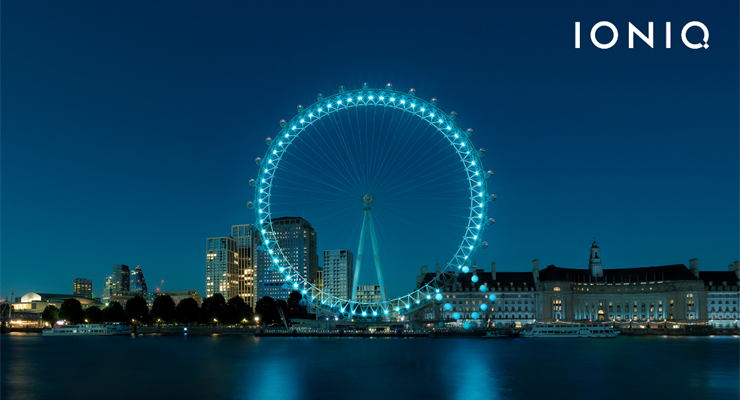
[42, 324, 132, 336]
[521, 323, 619, 338]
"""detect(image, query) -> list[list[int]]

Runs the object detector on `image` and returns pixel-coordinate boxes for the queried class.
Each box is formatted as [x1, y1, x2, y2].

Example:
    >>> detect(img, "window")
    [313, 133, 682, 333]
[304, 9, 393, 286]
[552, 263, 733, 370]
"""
[554, 287, 561, 291]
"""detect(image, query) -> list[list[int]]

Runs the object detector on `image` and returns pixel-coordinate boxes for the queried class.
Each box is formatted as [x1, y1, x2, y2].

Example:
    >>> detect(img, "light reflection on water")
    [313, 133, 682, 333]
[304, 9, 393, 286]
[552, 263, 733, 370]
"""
[1, 334, 738, 400]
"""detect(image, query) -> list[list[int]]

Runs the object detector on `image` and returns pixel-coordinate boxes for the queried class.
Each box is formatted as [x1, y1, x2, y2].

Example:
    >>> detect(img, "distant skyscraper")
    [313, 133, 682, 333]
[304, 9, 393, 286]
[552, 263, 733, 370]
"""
[102, 277, 112, 305]
[314, 268, 323, 292]
[257, 217, 318, 301]
[206, 236, 238, 300]
[323, 249, 354, 300]
[129, 265, 148, 292]
[231, 224, 260, 309]
[111, 264, 130, 292]
[73, 278, 93, 298]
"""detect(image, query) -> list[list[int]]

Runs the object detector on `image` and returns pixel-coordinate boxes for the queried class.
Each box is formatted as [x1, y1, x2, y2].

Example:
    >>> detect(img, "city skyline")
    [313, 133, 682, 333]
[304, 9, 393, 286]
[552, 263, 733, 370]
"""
[2, 1, 738, 299]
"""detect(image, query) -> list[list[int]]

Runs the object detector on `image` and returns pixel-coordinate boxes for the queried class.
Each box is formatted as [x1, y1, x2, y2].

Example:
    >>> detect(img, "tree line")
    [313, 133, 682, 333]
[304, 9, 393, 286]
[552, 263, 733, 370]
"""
[42, 293, 254, 326]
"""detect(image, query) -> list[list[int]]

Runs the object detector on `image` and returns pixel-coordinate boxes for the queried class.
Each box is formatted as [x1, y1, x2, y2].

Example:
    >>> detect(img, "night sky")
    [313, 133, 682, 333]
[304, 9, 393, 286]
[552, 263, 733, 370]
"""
[2, 1, 738, 300]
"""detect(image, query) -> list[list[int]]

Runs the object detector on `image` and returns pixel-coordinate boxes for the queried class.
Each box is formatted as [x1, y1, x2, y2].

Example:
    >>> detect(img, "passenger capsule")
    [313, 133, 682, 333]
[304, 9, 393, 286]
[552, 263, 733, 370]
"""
[450, 111, 457, 120]
[479, 148, 486, 157]
[408, 88, 416, 96]
[265, 137, 272, 145]
[297, 104, 304, 112]
[466, 128, 474, 136]
[317, 93, 323, 101]
[486, 170, 494, 178]
[385, 83, 393, 90]
[247, 201, 255, 209]
[479, 241, 489, 249]
[255, 157, 262, 165]
[279, 119, 286, 128]
[298, 299, 307, 307]
[362, 82, 369, 90]
[249, 179, 256, 187]
[489, 194, 497, 202]
[339, 85, 346, 92]
[431, 97, 438, 105]
[487, 217, 495, 226]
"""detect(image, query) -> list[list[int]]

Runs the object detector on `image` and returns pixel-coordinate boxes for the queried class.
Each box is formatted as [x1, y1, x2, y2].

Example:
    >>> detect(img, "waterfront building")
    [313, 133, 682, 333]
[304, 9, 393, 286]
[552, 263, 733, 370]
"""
[111, 264, 130, 292]
[413, 263, 537, 328]
[129, 265, 148, 292]
[159, 290, 202, 307]
[12, 293, 103, 314]
[73, 278, 93, 299]
[102, 277, 112, 305]
[413, 242, 740, 328]
[205, 236, 238, 300]
[322, 249, 353, 300]
[256, 217, 318, 301]
[355, 285, 385, 303]
[702, 262, 740, 328]
[232, 224, 260, 309]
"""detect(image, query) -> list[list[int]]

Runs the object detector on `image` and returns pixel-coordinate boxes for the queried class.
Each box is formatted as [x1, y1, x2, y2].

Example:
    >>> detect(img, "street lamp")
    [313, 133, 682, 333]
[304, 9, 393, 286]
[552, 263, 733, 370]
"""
[255, 316, 260, 327]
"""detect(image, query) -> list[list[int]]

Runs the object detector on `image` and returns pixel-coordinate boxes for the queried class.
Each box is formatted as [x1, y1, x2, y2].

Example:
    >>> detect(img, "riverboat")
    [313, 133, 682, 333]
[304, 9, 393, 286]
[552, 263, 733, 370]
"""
[42, 324, 132, 336]
[521, 323, 619, 338]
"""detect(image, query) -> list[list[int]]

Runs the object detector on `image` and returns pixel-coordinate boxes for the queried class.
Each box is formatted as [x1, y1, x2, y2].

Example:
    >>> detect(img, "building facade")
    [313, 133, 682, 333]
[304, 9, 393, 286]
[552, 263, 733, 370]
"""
[111, 264, 130, 292]
[158, 290, 202, 307]
[232, 224, 260, 309]
[256, 217, 318, 301]
[412, 242, 740, 329]
[73, 278, 93, 299]
[205, 237, 238, 300]
[323, 249, 354, 300]
[355, 285, 385, 303]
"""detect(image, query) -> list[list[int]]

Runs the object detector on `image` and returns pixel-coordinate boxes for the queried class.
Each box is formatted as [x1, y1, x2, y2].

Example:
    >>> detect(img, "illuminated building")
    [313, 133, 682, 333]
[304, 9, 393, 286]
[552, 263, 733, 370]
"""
[413, 242, 740, 328]
[205, 236, 238, 300]
[256, 217, 318, 301]
[232, 224, 260, 309]
[73, 278, 93, 298]
[111, 264, 130, 292]
[129, 265, 148, 292]
[102, 277, 112, 304]
[323, 249, 353, 300]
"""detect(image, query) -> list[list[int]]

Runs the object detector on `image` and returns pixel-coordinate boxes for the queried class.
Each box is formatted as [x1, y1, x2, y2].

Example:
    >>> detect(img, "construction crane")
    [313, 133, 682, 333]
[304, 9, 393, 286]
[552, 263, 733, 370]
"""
[156, 280, 165, 292]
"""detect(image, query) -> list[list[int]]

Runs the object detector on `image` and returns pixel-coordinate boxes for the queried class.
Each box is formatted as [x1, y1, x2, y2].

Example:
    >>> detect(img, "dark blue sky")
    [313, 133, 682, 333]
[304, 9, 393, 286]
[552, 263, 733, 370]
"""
[2, 1, 738, 299]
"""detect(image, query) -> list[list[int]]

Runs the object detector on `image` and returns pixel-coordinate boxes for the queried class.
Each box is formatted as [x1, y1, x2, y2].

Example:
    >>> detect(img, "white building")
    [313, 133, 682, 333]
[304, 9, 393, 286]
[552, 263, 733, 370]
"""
[323, 249, 353, 300]
[703, 262, 740, 329]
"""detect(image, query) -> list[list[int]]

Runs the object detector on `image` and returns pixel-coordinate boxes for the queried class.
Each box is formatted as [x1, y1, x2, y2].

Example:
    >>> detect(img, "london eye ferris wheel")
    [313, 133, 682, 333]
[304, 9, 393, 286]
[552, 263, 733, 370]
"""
[248, 83, 495, 320]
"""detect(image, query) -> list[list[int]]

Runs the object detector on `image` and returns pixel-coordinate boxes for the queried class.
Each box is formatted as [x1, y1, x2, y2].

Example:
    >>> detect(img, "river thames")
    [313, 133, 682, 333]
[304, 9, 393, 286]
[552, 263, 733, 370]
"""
[2, 333, 738, 400]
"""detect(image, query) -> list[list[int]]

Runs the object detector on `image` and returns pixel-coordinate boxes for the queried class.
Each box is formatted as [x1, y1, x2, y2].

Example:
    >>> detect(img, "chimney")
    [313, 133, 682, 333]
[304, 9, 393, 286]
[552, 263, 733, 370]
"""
[733, 261, 740, 280]
[689, 258, 699, 278]
[416, 265, 428, 288]
[532, 259, 540, 284]
[472, 263, 477, 272]
[491, 262, 496, 280]
[435, 263, 440, 277]
[420, 265, 428, 275]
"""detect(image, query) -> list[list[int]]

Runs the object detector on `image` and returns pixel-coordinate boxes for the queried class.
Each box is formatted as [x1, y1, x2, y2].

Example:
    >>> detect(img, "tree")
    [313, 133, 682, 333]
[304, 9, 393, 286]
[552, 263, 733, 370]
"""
[175, 297, 200, 324]
[151, 295, 176, 324]
[103, 301, 127, 323]
[255, 296, 282, 325]
[84, 306, 103, 323]
[223, 296, 254, 325]
[60, 298, 84, 324]
[287, 291, 307, 318]
[125, 296, 150, 324]
[201, 293, 226, 324]
[42, 305, 60, 324]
